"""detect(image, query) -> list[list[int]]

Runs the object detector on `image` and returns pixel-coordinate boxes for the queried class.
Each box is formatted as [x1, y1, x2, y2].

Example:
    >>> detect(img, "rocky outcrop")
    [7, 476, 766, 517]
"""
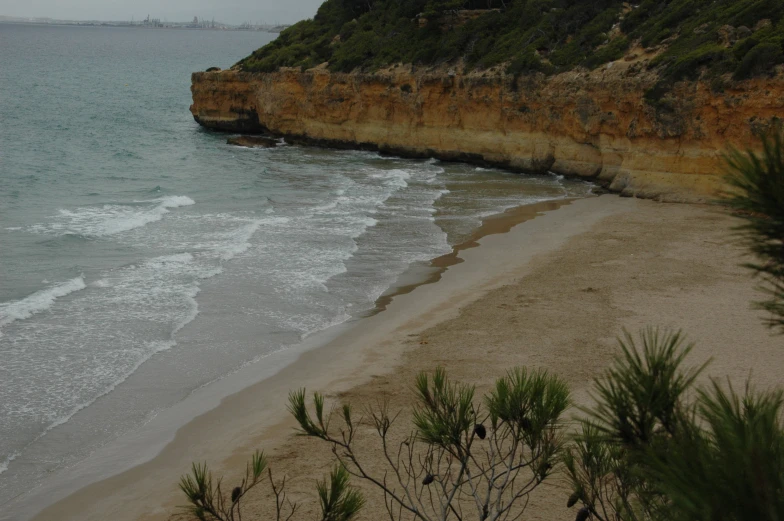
[227, 135, 278, 148]
[190, 60, 784, 202]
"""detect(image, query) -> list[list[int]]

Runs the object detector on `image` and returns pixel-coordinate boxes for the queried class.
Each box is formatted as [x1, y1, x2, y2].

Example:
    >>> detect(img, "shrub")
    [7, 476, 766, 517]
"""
[179, 328, 784, 521]
[179, 451, 362, 521]
[734, 41, 784, 79]
[583, 37, 630, 70]
[723, 130, 784, 333]
[235, 0, 781, 84]
[288, 366, 570, 521]
[565, 328, 784, 521]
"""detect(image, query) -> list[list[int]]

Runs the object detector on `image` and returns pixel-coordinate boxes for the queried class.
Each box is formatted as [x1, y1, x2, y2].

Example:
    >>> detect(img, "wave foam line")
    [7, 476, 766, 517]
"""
[36, 195, 195, 237]
[1, 336, 182, 480]
[0, 452, 19, 475]
[217, 217, 288, 261]
[4, 271, 205, 472]
[0, 276, 86, 334]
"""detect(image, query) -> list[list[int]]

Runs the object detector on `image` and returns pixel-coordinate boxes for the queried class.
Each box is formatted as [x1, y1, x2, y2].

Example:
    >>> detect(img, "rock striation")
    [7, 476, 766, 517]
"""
[191, 61, 783, 202]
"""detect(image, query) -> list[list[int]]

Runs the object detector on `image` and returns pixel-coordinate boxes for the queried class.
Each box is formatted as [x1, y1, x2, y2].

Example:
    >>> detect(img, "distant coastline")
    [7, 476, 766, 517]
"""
[0, 16, 290, 32]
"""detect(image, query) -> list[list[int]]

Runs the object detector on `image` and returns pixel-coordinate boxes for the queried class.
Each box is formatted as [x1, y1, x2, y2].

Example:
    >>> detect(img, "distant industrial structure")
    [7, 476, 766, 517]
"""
[0, 14, 291, 32]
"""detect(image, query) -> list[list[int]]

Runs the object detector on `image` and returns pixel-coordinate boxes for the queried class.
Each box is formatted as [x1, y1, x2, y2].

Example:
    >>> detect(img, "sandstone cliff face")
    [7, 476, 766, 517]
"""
[190, 61, 784, 202]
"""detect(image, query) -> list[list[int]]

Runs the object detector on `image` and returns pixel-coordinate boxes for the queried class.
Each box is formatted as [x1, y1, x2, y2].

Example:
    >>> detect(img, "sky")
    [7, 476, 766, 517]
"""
[0, 0, 325, 25]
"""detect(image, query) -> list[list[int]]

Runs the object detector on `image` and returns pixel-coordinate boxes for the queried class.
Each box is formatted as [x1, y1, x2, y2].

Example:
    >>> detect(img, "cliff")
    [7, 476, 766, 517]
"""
[190, 60, 784, 202]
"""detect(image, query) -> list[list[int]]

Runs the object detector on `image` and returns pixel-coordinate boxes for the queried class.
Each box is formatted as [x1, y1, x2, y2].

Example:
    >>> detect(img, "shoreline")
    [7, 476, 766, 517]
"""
[12, 193, 582, 521]
[27, 193, 784, 521]
[373, 197, 575, 314]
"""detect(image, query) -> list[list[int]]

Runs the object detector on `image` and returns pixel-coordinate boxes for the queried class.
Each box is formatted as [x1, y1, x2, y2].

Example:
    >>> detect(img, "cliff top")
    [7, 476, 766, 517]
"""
[234, 0, 783, 98]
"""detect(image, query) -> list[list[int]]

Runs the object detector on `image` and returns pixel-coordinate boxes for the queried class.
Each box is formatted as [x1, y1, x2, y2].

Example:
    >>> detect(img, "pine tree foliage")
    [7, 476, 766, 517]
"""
[288, 366, 570, 521]
[178, 451, 363, 521]
[318, 466, 366, 521]
[564, 328, 784, 521]
[724, 130, 784, 333]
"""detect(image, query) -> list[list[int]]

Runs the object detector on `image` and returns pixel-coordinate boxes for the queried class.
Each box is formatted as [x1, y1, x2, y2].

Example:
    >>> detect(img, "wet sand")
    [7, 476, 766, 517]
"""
[32, 195, 784, 521]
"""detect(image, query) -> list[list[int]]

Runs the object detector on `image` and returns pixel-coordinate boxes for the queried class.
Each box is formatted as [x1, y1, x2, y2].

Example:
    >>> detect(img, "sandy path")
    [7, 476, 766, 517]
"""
[31, 195, 782, 521]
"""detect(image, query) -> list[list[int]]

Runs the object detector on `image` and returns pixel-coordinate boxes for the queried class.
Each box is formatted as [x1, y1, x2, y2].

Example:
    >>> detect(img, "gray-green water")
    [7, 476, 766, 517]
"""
[0, 23, 592, 519]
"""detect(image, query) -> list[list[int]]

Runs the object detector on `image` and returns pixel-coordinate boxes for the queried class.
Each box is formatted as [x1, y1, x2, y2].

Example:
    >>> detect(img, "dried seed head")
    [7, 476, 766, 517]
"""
[422, 474, 435, 485]
[567, 492, 579, 508]
[474, 424, 487, 439]
[231, 486, 242, 503]
[575, 507, 590, 521]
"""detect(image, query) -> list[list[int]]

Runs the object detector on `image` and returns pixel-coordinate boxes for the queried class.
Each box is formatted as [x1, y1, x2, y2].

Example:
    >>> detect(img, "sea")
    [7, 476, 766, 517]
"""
[0, 22, 592, 519]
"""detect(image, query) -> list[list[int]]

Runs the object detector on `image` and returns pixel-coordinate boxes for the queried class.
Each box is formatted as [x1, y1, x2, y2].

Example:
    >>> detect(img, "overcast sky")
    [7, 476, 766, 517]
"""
[0, 0, 325, 25]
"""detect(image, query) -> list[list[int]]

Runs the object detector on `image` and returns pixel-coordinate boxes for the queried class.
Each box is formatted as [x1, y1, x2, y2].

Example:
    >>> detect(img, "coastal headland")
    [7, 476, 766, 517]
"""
[190, 63, 783, 202]
[22, 0, 784, 517]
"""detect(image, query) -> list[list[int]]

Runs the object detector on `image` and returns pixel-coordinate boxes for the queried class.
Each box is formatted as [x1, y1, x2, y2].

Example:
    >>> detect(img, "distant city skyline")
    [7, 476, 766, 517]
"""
[0, 0, 324, 25]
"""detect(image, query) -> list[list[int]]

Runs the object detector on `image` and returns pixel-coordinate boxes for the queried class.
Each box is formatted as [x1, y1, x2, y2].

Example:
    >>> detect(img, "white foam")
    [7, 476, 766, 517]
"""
[370, 169, 411, 189]
[0, 452, 17, 475]
[0, 276, 86, 332]
[12, 335, 185, 472]
[190, 216, 287, 262]
[311, 200, 340, 213]
[216, 220, 263, 261]
[172, 286, 200, 335]
[144, 252, 194, 268]
[30, 195, 195, 237]
[9, 252, 211, 449]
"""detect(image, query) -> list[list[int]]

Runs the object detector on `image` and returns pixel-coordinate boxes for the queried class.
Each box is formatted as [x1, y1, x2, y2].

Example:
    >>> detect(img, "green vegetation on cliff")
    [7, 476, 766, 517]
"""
[237, 0, 783, 86]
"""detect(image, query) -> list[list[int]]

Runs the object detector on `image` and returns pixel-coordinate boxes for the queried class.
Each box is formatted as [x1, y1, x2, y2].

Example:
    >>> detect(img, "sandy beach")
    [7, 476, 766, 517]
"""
[31, 194, 784, 521]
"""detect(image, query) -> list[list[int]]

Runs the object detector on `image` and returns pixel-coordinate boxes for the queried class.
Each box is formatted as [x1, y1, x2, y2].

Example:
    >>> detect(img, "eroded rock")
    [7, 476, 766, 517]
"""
[227, 135, 278, 148]
[191, 67, 784, 202]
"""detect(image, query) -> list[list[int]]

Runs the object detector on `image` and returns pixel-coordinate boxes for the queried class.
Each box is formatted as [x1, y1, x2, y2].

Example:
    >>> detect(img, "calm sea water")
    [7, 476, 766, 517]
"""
[0, 23, 592, 517]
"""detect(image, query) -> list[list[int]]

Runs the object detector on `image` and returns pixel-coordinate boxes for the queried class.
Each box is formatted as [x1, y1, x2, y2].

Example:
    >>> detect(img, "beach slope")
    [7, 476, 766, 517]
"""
[32, 195, 784, 521]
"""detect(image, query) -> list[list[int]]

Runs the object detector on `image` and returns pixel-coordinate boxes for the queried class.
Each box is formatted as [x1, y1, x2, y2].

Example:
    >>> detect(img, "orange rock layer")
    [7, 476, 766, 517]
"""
[190, 64, 784, 201]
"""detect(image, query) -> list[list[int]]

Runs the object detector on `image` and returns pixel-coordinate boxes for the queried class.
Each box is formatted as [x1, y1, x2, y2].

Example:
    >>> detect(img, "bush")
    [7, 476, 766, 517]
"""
[288, 366, 570, 521]
[583, 37, 630, 70]
[565, 328, 784, 521]
[723, 130, 784, 333]
[734, 41, 784, 79]
[235, 0, 781, 82]
[179, 328, 784, 521]
[179, 451, 363, 521]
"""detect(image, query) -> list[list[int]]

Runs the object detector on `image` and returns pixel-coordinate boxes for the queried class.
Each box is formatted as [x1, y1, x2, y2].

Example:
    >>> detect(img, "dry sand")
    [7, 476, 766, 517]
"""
[32, 195, 783, 521]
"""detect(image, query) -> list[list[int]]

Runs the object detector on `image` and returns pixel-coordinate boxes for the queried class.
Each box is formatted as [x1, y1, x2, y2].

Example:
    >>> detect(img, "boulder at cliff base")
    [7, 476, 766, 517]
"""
[227, 136, 278, 148]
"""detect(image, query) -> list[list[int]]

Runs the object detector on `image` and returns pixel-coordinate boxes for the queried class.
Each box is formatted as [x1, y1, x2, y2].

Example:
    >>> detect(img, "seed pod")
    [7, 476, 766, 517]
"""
[575, 507, 590, 521]
[231, 486, 242, 503]
[567, 492, 579, 508]
[473, 424, 487, 439]
[422, 474, 435, 485]
[520, 417, 532, 431]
